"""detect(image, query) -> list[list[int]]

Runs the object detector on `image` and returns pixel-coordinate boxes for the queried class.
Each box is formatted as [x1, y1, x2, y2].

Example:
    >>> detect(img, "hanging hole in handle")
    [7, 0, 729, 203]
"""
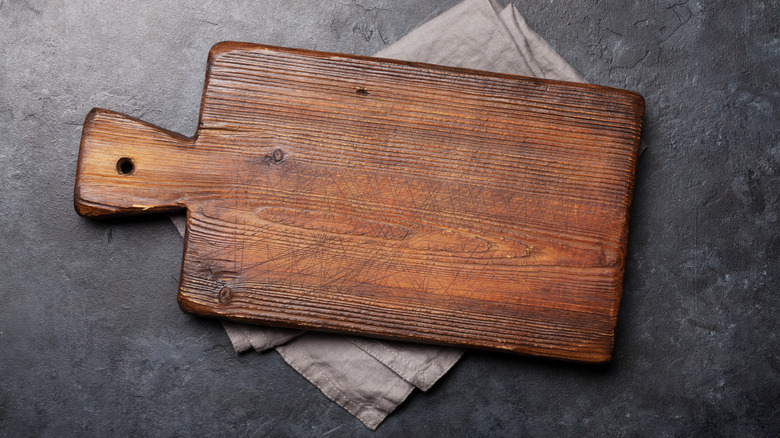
[116, 157, 134, 175]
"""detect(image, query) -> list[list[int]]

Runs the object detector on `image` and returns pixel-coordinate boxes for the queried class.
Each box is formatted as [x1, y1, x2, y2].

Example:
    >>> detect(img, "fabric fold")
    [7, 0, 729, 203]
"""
[276, 333, 417, 430]
[347, 337, 464, 391]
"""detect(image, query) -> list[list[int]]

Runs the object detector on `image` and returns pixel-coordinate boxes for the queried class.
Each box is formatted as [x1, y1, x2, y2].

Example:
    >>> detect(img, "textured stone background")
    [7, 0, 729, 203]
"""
[1, 0, 778, 435]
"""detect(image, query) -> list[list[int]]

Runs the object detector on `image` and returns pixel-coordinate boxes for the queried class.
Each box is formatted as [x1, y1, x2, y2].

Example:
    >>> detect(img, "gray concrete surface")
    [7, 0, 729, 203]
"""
[1, 0, 778, 436]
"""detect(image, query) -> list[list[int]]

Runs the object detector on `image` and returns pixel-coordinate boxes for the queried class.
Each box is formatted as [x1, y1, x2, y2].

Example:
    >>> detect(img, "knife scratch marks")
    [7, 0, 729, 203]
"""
[188, 143, 618, 314]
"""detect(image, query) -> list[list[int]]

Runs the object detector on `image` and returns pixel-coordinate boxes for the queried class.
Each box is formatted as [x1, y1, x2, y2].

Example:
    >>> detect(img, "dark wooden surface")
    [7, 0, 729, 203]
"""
[74, 42, 644, 362]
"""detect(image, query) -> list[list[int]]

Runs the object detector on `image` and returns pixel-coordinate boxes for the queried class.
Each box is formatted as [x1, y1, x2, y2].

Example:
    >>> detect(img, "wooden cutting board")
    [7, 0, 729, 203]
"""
[74, 42, 644, 363]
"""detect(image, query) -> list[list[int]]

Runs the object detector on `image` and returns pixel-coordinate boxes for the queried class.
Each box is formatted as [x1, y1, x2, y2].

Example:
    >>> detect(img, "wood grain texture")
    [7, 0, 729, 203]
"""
[74, 42, 644, 362]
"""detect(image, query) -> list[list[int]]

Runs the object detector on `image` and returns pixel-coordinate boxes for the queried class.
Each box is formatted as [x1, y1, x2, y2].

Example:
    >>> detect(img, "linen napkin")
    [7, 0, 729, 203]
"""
[171, 0, 587, 429]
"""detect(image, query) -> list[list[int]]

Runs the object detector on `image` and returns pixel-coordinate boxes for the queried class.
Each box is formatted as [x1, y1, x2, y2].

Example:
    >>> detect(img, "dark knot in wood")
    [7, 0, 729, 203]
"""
[218, 285, 231, 304]
[271, 148, 284, 163]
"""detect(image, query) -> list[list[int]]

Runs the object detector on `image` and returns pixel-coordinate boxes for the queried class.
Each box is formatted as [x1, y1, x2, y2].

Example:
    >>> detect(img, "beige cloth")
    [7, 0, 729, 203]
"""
[171, 0, 586, 429]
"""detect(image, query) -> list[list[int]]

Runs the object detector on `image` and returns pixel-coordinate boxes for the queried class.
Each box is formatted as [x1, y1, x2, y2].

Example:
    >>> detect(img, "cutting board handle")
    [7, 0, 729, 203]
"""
[74, 108, 195, 217]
